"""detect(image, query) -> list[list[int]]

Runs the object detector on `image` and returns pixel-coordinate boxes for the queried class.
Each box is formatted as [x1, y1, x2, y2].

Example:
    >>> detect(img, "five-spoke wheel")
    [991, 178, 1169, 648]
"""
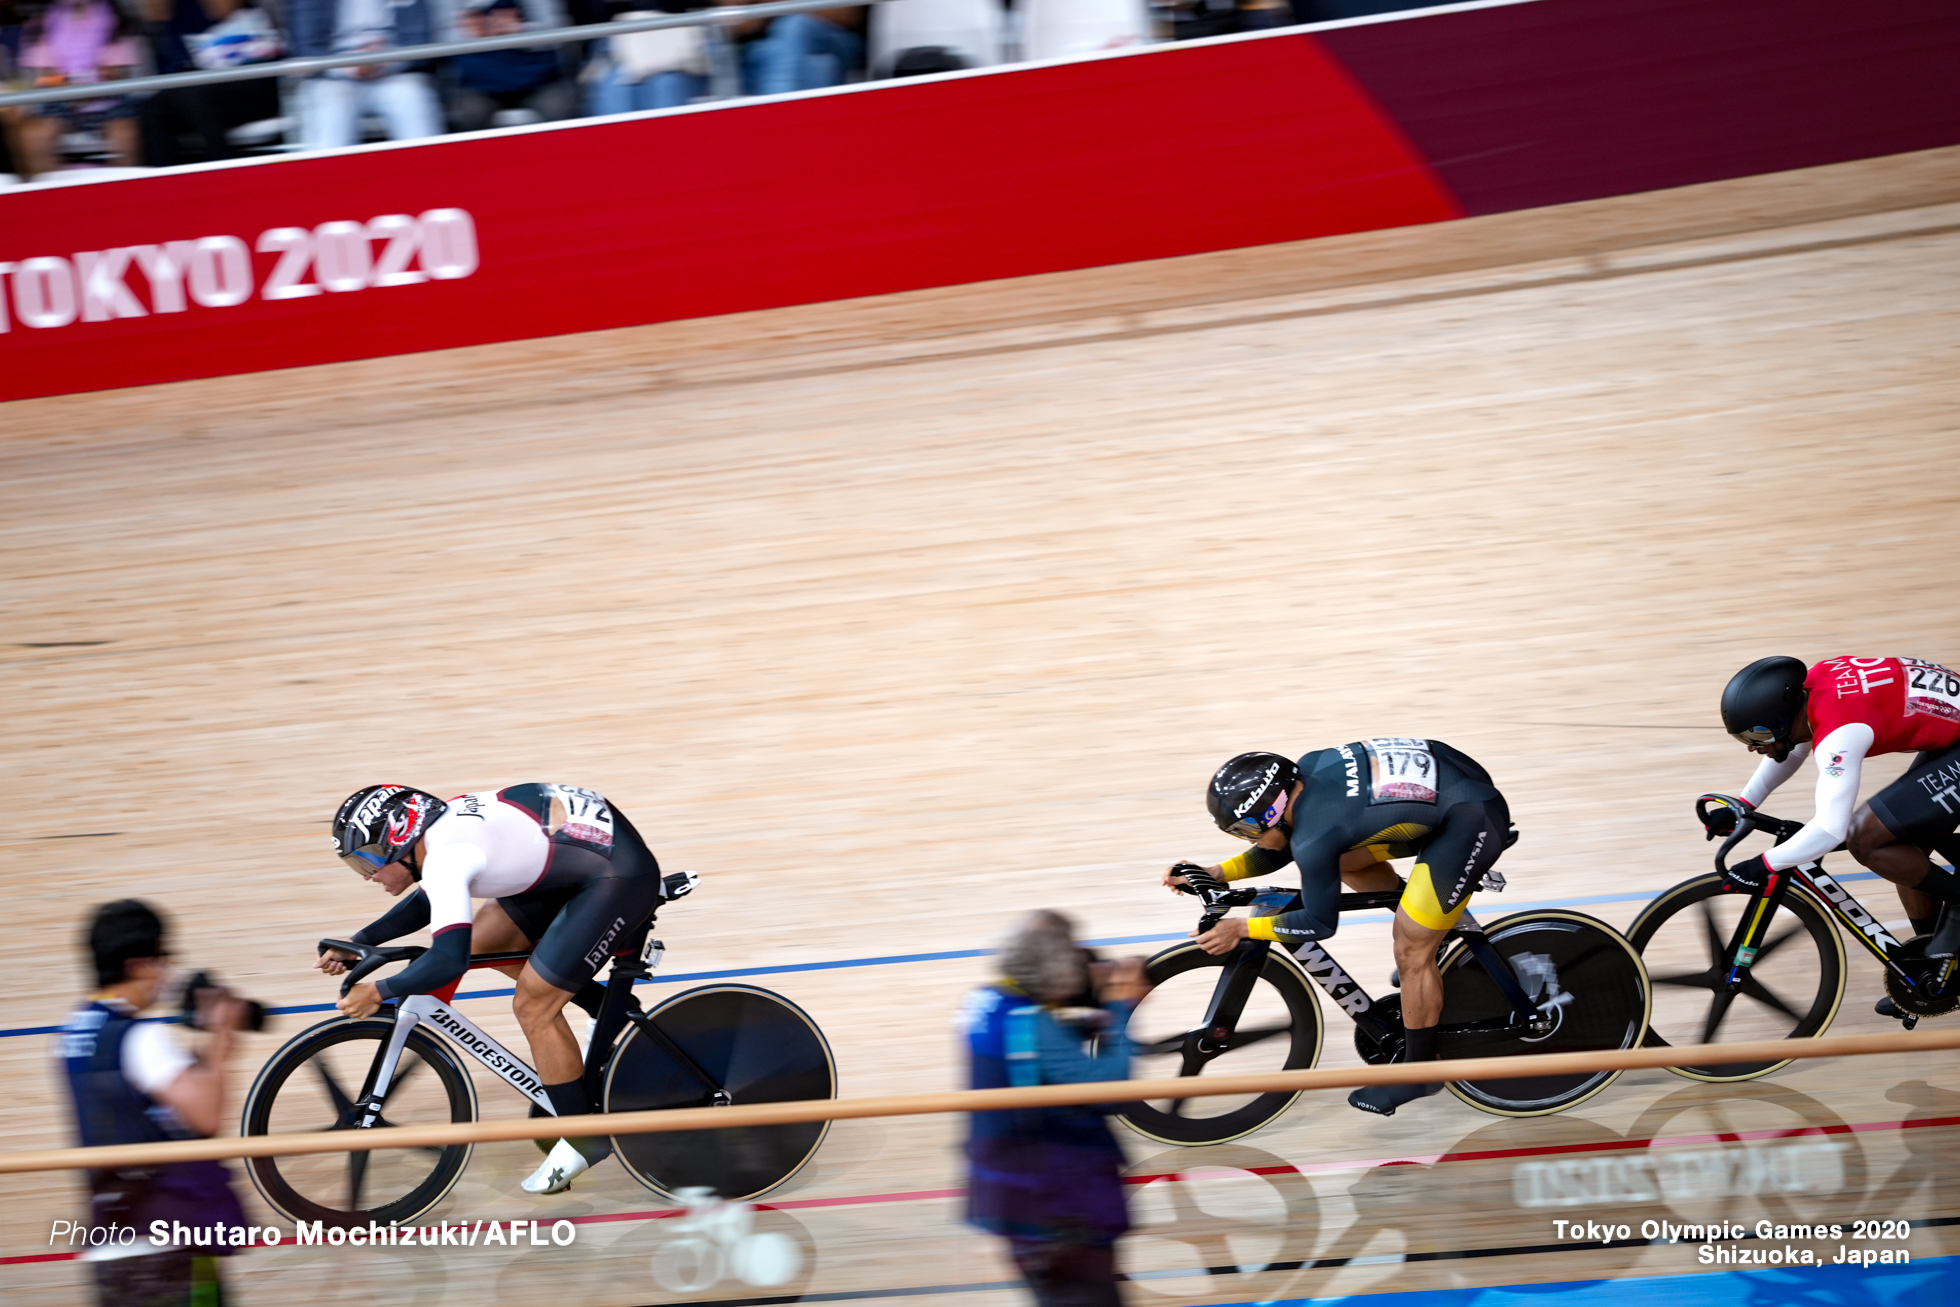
[1626, 872, 1847, 1081]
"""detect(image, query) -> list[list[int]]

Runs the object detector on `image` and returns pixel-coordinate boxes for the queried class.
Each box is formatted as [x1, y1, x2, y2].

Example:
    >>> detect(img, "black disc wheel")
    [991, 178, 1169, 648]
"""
[602, 984, 836, 1201]
[241, 1016, 476, 1227]
[1437, 910, 1651, 1116]
[1627, 872, 1847, 1080]
[1118, 941, 1324, 1146]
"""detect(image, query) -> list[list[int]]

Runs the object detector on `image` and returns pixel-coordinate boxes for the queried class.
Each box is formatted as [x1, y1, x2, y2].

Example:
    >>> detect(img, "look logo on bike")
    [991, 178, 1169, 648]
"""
[321, 783, 674, 1195]
[1170, 739, 1512, 1116]
[1704, 655, 1960, 1008]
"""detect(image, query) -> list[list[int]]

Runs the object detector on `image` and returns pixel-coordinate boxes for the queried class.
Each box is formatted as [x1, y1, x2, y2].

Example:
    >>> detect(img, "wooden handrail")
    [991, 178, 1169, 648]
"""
[3, 1026, 1954, 1176]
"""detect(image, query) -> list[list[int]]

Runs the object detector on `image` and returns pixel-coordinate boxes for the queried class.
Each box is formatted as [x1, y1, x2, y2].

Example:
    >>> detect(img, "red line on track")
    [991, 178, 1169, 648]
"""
[9, 1113, 1955, 1265]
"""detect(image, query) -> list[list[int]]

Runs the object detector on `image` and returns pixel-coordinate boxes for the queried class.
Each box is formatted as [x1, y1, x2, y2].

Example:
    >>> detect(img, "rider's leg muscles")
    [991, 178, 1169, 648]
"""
[489, 887, 634, 1016]
[1339, 846, 1401, 894]
[1391, 912, 1452, 1029]
[1351, 801, 1504, 1116]
[1846, 806, 1942, 923]
[518, 868, 666, 1190]
[515, 963, 613, 1187]
[1349, 912, 1452, 1116]
[1861, 750, 1960, 957]
[515, 965, 583, 1084]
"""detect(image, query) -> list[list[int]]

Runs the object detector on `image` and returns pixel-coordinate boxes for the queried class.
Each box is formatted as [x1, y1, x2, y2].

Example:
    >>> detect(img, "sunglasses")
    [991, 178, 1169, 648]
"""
[1222, 790, 1289, 841]
[340, 847, 388, 879]
[1731, 726, 1779, 746]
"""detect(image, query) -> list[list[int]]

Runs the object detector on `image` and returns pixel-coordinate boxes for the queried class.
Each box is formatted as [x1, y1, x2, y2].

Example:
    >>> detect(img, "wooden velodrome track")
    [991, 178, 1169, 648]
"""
[4, 144, 1960, 1305]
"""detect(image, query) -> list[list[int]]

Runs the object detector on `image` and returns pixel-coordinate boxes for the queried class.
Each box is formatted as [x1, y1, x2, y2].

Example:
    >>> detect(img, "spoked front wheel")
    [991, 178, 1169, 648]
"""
[1627, 872, 1846, 1081]
[1437, 910, 1651, 1116]
[241, 1016, 477, 1227]
[602, 984, 836, 1201]
[1118, 941, 1324, 1146]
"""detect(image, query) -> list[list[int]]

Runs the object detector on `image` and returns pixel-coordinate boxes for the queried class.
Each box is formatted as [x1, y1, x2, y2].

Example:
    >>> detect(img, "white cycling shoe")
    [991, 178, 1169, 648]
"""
[522, 1138, 594, 1195]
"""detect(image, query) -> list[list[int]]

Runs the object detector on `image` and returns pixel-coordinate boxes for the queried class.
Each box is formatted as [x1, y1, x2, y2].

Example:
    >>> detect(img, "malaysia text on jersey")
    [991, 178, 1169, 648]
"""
[1219, 739, 1510, 941]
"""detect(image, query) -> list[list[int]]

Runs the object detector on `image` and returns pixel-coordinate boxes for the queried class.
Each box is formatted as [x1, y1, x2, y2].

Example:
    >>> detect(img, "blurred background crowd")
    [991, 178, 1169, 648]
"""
[0, 0, 1450, 182]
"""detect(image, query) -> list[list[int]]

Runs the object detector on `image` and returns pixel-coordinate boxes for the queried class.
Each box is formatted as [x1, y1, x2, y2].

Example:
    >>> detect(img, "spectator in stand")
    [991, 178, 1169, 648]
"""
[137, 0, 285, 166]
[581, 0, 715, 115]
[136, 0, 213, 75]
[446, 0, 577, 131]
[0, 20, 20, 180]
[11, 0, 144, 179]
[960, 911, 1148, 1307]
[289, 0, 446, 149]
[729, 1, 863, 96]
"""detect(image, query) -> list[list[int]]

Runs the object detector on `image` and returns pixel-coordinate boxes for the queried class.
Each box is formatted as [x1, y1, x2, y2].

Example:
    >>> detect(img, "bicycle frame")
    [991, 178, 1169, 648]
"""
[1713, 811, 1950, 996]
[1185, 885, 1555, 1064]
[325, 930, 732, 1133]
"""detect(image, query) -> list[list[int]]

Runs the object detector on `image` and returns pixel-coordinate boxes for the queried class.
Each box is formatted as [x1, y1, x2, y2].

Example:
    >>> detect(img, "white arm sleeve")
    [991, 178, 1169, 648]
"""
[1739, 742, 1811, 809]
[121, 1021, 195, 1097]
[420, 841, 489, 935]
[1763, 724, 1872, 870]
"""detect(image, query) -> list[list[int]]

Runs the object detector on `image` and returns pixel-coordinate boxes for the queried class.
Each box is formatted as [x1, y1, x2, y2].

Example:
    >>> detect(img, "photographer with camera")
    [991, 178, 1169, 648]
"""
[59, 900, 256, 1306]
[958, 910, 1150, 1307]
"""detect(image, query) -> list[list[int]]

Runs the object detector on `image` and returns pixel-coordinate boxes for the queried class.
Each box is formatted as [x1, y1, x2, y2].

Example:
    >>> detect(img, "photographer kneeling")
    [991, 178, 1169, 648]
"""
[60, 900, 253, 1307]
[960, 911, 1150, 1307]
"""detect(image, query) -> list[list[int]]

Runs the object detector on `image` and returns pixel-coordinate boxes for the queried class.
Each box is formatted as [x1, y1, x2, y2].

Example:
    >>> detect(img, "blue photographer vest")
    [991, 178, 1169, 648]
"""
[60, 1001, 245, 1234]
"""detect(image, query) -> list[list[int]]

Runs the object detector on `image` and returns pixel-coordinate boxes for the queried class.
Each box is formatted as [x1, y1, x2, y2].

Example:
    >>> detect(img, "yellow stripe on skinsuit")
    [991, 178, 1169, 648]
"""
[1402, 862, 1470, 931]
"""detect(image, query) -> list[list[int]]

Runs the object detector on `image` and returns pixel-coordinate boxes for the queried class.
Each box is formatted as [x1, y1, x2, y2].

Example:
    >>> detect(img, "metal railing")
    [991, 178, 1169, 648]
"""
[0, 0, 891, 109]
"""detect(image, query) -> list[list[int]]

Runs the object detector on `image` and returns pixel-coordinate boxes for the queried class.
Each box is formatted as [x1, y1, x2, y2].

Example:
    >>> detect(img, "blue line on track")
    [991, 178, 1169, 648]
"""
[0, 872, 1886, 1040]
[1204, 1254, 1953, 1307]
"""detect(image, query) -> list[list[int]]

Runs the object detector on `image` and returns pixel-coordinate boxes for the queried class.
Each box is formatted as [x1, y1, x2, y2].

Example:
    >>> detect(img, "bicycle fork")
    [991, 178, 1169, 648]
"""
[350, 1007, 423, 1130]
[1183, 941, 1274, 1071]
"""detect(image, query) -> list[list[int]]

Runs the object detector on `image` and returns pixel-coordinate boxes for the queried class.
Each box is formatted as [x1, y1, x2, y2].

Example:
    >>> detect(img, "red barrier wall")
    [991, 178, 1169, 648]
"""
[1, 0, 1955, 402]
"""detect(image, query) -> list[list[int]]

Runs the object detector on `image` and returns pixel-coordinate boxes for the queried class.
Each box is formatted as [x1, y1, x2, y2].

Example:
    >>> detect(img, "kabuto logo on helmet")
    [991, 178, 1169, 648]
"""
[1208, 752, 1300, 836]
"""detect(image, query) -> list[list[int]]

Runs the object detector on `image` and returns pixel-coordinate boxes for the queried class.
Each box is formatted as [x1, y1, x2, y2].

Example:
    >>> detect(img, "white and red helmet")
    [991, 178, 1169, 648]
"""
[332, 785, 447, 876]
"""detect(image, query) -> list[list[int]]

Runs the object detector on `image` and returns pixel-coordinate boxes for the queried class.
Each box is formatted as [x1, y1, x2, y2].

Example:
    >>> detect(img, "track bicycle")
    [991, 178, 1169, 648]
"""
[1120, 870, 1652, 1144]
[1624, 800, 1958, 1082]
[240, 901, 836, 1227]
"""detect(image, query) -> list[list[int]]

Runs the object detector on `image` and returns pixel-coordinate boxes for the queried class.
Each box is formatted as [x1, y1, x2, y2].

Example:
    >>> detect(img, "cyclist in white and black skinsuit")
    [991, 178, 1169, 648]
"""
[321, 784, 676, 1195]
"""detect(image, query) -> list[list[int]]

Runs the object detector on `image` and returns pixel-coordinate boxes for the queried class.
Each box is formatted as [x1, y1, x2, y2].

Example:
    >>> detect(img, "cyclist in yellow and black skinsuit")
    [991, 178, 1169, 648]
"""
[1168, 739, 1512, 1116]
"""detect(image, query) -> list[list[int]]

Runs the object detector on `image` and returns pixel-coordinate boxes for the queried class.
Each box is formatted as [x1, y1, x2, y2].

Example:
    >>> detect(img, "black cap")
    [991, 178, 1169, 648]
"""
[88, 900, 167, 987]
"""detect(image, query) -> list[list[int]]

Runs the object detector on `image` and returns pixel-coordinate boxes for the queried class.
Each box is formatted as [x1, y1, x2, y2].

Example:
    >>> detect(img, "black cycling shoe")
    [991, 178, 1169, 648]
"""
[1927, 910, 1960, 962]
[1875, 996, 1905, 1020]
[1348, 1080, 1442, 1117]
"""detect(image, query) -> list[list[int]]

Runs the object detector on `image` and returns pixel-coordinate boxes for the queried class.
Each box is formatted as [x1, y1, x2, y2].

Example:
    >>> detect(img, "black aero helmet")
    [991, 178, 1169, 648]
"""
[1720, 656, 1810, 747]
[1207, 751, 1300, 840]
[333, 785, 448, 877]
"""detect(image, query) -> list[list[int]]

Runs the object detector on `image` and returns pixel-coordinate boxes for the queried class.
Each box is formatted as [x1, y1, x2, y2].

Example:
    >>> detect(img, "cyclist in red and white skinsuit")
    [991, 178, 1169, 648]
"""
[1705, 656, 1960, 987]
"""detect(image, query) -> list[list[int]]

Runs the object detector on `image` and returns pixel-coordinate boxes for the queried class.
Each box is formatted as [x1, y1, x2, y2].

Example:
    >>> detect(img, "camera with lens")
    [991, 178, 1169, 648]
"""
[179, 971, 269, 1033]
